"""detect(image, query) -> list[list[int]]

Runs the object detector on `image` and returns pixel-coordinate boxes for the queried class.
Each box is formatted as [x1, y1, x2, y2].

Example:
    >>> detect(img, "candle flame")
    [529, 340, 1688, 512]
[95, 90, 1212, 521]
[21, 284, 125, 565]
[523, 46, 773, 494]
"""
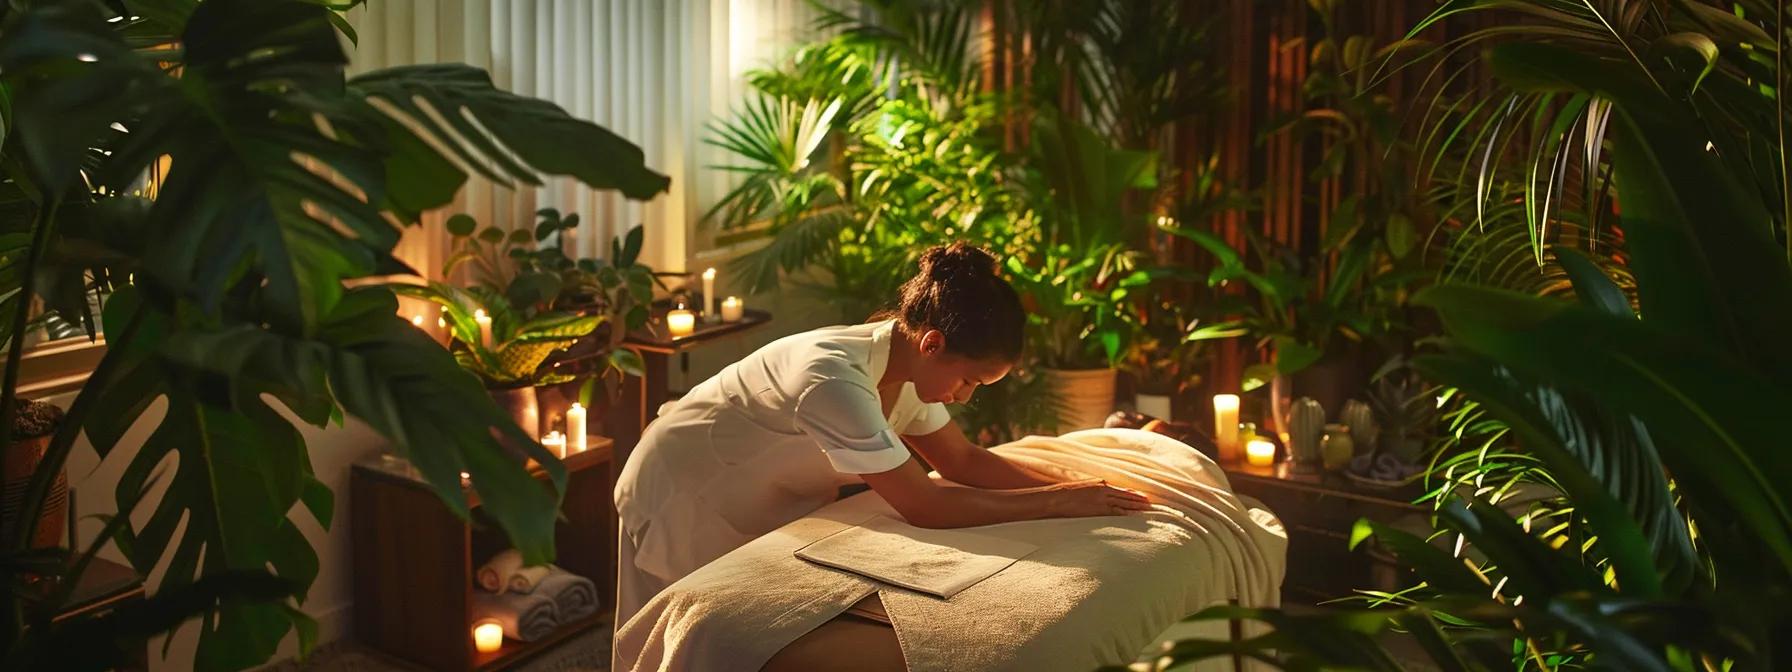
[702, 268, 716, 280]
[411, 315, 424, 326]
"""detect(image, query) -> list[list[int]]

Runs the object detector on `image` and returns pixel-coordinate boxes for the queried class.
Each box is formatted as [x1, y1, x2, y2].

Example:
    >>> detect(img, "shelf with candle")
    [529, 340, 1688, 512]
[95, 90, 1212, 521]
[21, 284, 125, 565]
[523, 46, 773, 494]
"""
[666, 306, 696, 338]
[1246, 438, 1277, 468]
[701, 268, 719, 323]
[720, 296, 744, 323]
[1212, 394, 1240, 463]
[566, 403, 587, 453]
[541, 431, 567, 459]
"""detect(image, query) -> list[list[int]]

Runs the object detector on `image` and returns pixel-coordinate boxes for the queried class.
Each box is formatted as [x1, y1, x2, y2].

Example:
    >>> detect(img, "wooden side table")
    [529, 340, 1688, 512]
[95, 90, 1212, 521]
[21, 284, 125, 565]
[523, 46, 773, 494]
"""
[351, 438, 614, 672]
[32, 556, 149, 671]
[1223, 461, 1427, 603]
[604, 306, 772, 483]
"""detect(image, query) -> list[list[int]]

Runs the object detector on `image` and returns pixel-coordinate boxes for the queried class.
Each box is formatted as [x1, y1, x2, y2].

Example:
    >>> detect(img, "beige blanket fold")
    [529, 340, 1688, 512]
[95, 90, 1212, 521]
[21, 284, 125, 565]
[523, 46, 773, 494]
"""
[795, 515, 1037, 599]
[615, 429, 1288, 672]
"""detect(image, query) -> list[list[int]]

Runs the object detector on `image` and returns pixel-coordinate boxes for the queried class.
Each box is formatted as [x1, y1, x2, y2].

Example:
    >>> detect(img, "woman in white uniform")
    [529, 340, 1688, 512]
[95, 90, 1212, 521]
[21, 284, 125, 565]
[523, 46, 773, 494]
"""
[612, 243, 1151, 631]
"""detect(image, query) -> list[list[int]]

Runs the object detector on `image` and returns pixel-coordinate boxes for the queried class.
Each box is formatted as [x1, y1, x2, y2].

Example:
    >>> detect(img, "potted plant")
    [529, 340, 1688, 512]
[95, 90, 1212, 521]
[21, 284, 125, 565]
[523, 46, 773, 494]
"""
[0, 2, 670, 668]
[1120, 301, 1230, 422]
[0, 400, 66, 553]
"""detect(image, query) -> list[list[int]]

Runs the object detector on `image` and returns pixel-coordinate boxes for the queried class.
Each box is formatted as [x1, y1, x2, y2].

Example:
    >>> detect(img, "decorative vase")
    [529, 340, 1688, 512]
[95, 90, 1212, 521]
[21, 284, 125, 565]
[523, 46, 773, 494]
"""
[1288, 397, 1325, 473]
[1043, 368, 1118, 432]
[2, 400, 67, 551]
[1341, 399, 1378, 455]
[1268, 373, 1294, 445]
[1135, 393, 1173, 422]
[1322, 424, 1354, 472]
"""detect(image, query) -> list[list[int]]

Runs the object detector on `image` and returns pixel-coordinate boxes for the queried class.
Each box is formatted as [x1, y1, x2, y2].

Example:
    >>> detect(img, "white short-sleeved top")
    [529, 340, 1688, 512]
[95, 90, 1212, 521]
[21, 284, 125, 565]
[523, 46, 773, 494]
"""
[613, 320, 950, 580]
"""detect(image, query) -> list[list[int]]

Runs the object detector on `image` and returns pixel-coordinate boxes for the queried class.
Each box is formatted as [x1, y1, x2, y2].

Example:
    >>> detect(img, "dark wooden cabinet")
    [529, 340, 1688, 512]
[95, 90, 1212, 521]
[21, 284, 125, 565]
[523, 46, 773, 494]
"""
[351, 439, 614, 671]
[1223, 462, 1427, 604]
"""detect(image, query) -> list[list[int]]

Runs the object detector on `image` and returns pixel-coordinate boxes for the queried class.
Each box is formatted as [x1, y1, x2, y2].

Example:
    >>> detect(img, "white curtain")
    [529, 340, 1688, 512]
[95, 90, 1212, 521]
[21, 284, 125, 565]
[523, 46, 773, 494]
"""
[345, 0, 842, 281]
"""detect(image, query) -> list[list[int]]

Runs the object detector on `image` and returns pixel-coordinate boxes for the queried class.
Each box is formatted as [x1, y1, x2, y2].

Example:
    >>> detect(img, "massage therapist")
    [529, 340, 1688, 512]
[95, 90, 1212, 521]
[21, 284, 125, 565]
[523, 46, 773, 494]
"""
[612, 242, 1151, 628]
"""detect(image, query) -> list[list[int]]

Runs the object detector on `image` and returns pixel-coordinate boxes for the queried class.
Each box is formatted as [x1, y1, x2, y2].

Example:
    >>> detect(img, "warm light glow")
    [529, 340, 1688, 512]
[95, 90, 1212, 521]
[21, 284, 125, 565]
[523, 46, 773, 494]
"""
[1212, 395, 1241, 462]
[1246, 439, 1276, 467]
[667, 308, 696, 337]
[542, 431, 567, 459]
[410, 315, 425, 327]
[721, 296, 744, 323]
[567, 403, 587, 453]
[473, 309, 494, 348]
[473, 620, 503, 653]
[702, 268, 718, 321]
[702, 268, 716, 280]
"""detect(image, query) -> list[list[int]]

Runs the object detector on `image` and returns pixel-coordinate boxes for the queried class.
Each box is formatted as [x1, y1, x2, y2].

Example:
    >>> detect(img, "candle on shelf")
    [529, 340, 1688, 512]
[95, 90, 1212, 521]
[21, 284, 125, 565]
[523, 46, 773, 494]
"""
[459, 471, 470, 488]
[541, 431, 567, 459]
[701, 268, 718, 322]
[1246, 439, 1277, 468]
[473, 309, 493, 349]
[472, 620, 503, 654]
[567, 403, 587, 453]
[721, 296, 744, 323]
[410, 314, 425, 328]
[667, 307, 696, 338]
[1212, 394, 1241, 462]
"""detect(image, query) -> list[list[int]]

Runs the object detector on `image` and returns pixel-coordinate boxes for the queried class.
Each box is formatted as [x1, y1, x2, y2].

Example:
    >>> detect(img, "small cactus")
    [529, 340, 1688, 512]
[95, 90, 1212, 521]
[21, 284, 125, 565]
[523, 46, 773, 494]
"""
[1289, 397, 1325, 472]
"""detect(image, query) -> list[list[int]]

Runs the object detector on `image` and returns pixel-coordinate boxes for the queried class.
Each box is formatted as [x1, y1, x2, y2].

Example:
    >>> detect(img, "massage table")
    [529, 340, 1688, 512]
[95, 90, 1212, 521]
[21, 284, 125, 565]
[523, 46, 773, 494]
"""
[615, 429, 1288, 672]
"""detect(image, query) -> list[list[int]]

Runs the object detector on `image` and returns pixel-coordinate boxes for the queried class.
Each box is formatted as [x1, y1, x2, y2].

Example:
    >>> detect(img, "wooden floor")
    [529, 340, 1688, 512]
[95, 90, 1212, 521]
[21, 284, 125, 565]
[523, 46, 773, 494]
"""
[263, 618, 612, 672]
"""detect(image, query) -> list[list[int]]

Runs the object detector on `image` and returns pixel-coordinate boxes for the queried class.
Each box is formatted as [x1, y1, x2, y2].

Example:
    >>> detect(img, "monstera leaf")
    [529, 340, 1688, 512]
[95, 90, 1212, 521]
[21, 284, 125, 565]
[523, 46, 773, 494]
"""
[0, 1, 669, 668]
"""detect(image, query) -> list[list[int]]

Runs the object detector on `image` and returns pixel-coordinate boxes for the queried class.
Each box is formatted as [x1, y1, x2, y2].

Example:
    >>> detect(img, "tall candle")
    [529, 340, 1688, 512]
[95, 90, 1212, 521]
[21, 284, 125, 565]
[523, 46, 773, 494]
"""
[701, 268, 718, 322]
[667, 308, 695, 337]
[1246, 439, 1277, 467]
[566, 403, 587, 453]
[542, 431, 566, 459]
[473, 620, 503, 653]
[473, 309, 493, 349]
[1212, 394, 1241, 462]
[721, 296, 744, 323]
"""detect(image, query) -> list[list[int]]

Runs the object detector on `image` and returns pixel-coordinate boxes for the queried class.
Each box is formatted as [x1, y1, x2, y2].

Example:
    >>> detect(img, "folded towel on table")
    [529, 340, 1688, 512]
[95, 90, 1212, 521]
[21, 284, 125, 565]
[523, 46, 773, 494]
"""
[471, 590, 560, 642]
[478, 549, 523, 593]
[508, 564, 551, 593]
[535, 567, 599, 622]
[794, 515, 1037, 599]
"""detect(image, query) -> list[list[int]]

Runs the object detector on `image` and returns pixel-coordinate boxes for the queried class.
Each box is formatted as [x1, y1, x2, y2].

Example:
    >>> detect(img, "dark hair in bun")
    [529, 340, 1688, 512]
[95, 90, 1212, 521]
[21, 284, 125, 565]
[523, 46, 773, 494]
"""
[887, 242, 1025, 362]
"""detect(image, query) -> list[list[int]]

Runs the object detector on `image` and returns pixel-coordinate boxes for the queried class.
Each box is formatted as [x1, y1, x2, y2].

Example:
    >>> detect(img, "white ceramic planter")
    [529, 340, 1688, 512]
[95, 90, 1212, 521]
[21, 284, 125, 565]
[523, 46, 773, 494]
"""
[1043, 368, 1118, 432]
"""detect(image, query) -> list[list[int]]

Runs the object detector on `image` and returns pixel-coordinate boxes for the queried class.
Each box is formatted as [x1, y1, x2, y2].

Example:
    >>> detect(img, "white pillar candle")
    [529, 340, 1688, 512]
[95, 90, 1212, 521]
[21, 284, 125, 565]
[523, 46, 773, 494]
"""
[720, 296, 744, 323]
[566, 403, 587, 453]
[541, 431, 566, 459]
[667, 308, 695, 337]
[1246, 439, 1277, 467]
[473, 309, 493, 349]
[1212, 394, 1241, 462]
[472, 620, 503, 653]
[701, 268, 718, 322]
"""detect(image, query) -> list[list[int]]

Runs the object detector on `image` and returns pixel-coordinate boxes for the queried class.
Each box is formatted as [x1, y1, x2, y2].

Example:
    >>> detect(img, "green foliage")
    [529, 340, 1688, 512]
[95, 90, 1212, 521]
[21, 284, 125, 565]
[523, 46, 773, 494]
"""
[0, 0, 668, 668]
[393, 282, 602, 387]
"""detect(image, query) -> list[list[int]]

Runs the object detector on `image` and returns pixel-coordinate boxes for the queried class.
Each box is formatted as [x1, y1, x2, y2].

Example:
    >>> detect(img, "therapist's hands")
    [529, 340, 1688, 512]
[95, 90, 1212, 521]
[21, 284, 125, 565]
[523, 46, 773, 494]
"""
[1046, 479, 1153, 517]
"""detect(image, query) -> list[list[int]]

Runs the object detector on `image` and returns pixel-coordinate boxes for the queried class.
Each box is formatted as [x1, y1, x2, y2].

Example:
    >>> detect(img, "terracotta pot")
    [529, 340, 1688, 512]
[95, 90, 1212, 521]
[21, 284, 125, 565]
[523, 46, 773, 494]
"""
[1043, 368, 1118, 432]
[487, 384, 541, 440]
[2, 401, 67, 550]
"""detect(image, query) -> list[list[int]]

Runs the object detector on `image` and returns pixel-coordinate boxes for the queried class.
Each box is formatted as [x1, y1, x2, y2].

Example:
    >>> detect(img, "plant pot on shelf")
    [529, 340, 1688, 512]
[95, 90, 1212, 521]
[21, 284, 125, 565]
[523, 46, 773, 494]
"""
[2, 400, 68, 551]
[487, 384, 540, 457]
[1043, 368, 1118, 432]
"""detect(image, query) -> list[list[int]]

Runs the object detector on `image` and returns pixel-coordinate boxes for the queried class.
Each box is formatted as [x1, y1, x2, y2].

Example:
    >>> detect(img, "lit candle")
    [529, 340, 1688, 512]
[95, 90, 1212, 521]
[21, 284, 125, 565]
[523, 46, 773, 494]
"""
[473, 309, 493, 349]
[721, 296, 744, 323]
[1212, 394, 1240, 462]
[701, 268, 718, 322]
[1246, 439, 1276, 468]
[459, 471, 470, 488]
[473, 620, 503, 653]
[541, 431, 566, 459]
[566, 403, 587, 453]
[667, 308, 696, 338]
[411, 314, 425, 328]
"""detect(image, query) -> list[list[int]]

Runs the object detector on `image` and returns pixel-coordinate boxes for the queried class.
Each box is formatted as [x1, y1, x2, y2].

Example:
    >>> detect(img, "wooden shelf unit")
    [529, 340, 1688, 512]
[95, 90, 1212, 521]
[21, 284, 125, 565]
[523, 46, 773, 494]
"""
[352, 438, 615, 672]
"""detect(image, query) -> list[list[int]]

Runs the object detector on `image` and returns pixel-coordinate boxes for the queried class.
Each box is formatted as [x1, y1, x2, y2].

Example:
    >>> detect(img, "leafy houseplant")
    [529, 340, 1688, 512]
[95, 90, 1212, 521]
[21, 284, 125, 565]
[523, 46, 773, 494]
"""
[1150, 4, 1792, 669]
[0, 1, 669, 669]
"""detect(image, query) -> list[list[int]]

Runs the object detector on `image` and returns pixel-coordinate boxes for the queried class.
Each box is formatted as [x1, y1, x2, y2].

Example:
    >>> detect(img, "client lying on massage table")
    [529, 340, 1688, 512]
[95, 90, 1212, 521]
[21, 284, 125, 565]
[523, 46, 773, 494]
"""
[614, 428, 1287, 672]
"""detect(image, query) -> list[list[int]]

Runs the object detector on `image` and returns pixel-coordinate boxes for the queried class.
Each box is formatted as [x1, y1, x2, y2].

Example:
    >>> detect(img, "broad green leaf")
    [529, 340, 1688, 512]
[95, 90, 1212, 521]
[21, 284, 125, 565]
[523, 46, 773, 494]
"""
[445, 213, 477, 237]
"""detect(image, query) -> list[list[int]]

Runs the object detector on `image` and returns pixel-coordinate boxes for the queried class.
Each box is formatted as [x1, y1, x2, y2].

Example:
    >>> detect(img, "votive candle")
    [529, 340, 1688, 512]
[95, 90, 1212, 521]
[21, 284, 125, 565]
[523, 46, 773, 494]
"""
[701, 268, 718, 322]
[566, 403, 587, 453]
[667, 308, 696, 337]
[542, 431, 566, 459]
[473, 620, 503, 653]
[721, 296, 744, 323]
[1212, 394, 1241, 462]
[1246, 439, 1277, 468]
[473, 309, 493, 349]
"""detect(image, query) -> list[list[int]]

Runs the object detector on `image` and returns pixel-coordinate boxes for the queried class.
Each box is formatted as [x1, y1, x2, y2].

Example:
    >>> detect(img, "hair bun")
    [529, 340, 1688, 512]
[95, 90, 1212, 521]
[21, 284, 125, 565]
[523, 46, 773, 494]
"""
[919, 242, 997, 280]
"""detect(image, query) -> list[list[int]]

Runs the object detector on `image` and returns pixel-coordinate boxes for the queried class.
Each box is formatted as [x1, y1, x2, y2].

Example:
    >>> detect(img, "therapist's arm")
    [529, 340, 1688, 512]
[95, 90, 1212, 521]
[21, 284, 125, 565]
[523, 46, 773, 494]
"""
[859, 457, 1150, 529]
[903, 420, 1059, 489]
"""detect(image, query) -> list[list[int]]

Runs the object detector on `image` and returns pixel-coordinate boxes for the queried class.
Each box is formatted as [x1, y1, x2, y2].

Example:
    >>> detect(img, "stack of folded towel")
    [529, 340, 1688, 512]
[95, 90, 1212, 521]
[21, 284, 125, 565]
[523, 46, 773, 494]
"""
[471, 550, 600, 643]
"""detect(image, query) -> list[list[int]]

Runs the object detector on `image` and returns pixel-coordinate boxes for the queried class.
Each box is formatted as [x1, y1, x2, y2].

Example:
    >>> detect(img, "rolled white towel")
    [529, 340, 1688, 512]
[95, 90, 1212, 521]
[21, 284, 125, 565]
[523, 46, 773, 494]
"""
[508, 564, 552, 594]
[477, 549, 523, 593]
[471, 590, 560, 642]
